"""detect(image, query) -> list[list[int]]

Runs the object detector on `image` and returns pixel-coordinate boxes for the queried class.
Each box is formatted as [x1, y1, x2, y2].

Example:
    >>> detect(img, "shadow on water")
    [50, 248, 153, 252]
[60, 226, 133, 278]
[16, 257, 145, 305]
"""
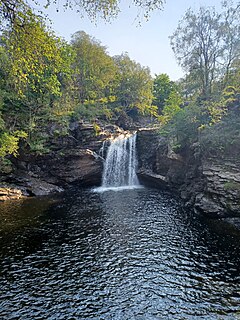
[0, 187, 240, 319]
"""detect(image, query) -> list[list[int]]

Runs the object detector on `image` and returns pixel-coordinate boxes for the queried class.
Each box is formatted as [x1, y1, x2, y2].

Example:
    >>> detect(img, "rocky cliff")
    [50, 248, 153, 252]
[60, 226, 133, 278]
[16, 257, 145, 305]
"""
[0, 122, 117, 200]
[2, 124, 240, 228]
[137, 128, 240, 224]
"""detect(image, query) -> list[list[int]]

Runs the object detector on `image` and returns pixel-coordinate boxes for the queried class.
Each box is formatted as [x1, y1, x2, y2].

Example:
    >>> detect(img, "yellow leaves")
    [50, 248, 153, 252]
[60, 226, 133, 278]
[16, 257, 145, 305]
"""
[0, 130, 27, 158]
[198, 124, 206, 131]
[207, 100, 227, 125]
[108, 95, 116, 103]
[7, 10, 70, 98]
[98, 97, 108, 104]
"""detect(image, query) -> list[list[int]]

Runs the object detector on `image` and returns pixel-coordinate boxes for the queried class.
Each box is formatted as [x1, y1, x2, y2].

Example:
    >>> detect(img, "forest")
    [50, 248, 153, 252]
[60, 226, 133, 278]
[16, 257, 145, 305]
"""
[0, 0, 239, 171]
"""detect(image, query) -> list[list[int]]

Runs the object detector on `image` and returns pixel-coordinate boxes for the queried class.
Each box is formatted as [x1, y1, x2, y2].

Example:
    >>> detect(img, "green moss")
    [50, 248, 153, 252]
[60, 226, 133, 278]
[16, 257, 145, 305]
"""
[224, 181, 240, 191]
[0, 158, 13, 174]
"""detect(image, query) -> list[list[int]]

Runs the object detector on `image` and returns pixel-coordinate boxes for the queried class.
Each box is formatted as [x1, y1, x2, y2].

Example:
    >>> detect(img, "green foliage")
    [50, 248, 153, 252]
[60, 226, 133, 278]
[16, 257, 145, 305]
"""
[0, 130, 27, 157]
[200, 111, 240, 157]
[170, 3, 240, 99]
[153, 73, 177, 112]
[0, 8, 74, 153]
[159, 91, 182, 124]
[5, 11, 72, 99]
[0, 0, 239, 169]
[160, 100, 211, 149]
[0, 157, 13, 173]
[161, 2, 240, 159]
[112, 53, 153, 115]
[72, 101, 113, 121]
[28, 137, 50, 155]
[71, 31, 117, 104]
[207, 100, 227, 125]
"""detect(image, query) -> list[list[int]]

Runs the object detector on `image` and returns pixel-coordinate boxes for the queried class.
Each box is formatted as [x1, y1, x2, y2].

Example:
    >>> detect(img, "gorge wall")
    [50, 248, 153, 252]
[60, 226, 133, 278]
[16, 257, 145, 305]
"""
[1, 123, 240, 230]
[0, 121, 111, 199]
[137, 128, 240, 226]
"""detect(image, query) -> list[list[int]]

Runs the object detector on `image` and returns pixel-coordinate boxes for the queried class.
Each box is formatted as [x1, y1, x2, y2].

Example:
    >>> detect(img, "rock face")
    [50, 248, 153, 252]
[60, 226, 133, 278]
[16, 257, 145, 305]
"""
[1, 122, 111, 199]
[137, 128, 240, 220]
[195, 161, 240, 217]
[40, 148, 103, 186]
[2, 121, 240, 222]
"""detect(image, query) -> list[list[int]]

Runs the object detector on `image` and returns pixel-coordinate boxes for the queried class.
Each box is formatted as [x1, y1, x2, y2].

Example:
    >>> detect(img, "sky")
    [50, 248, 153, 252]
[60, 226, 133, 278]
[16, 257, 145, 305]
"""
[43, 0, 225, 80]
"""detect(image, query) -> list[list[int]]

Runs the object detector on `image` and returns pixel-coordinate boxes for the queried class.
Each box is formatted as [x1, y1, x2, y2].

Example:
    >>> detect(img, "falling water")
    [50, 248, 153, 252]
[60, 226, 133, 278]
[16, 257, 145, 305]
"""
[100, 133, 140, 191]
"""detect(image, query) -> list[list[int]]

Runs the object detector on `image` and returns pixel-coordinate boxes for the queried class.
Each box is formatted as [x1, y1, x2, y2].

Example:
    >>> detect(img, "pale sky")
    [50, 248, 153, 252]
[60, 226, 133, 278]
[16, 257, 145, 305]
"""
[43, 0, 227, 80]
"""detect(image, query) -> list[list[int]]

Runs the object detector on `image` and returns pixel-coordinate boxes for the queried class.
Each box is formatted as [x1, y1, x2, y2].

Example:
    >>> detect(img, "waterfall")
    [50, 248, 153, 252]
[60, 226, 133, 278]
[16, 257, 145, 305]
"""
[98, 133, 140, 191]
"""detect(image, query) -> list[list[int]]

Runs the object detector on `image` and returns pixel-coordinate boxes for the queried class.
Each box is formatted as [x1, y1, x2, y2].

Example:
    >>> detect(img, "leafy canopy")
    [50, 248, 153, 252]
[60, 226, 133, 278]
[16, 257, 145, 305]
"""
[4, 9, 72, 98]
[153, 73, 177, 112]
[71, 31, 117, 103]
[112, 53, 154, 114]
[0, 0, 165, 24]
[170, 2, 240, 99]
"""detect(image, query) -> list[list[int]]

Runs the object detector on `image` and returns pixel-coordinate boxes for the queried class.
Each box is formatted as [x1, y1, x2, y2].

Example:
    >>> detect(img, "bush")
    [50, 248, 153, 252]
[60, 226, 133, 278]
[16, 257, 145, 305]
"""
[0, 130, 27, 158]
[72, 102, 113, 121]
[200, 112, 240, 158]
[160, 102, 210, 149]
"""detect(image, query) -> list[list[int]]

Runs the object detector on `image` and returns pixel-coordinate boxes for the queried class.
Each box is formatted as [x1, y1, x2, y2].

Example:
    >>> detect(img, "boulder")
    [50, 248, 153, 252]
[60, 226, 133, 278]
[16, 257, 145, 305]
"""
[138, 169, 168, 188]
[48, 148, 103, 186]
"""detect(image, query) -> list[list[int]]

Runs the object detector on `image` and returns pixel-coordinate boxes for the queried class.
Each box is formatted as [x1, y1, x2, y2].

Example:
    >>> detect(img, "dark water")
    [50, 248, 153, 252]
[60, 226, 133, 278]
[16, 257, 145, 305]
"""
[0, 188, 240, 320]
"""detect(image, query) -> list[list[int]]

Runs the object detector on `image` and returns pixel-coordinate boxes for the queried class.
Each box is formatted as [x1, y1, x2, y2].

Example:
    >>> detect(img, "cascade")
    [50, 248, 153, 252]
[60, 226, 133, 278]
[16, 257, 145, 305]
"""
[100, 133, 140, 190]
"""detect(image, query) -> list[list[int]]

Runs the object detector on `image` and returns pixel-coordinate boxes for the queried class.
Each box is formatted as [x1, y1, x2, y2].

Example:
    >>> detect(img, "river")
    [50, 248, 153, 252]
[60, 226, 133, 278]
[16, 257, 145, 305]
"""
[0, 187, 240, 319]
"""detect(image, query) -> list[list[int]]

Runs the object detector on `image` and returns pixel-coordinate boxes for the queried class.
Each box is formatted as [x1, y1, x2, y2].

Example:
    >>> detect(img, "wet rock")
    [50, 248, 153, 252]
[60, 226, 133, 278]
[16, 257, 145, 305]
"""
[194, 194, 225, 217]
[137, 128, 162, 171]
[0, 186, 23, 201]
[4, 175, 64, 197]
[48, 148, 103, 186]
[25, 177, 64, 196]
[138, 169, 168, 188]
[7, 120, 109, 193]
[224, 218, 240, 231]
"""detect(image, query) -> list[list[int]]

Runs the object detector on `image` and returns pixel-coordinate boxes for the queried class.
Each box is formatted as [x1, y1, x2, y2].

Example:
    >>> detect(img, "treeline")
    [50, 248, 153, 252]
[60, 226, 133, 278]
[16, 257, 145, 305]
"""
[158, 1, 240, 158]
[0, 7, 155, 158]
[0, 0, 240, 164]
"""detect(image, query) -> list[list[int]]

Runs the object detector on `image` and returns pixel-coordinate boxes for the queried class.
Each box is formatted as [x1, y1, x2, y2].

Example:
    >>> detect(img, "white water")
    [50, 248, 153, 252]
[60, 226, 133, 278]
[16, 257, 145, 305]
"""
[96, 133, 141, 192]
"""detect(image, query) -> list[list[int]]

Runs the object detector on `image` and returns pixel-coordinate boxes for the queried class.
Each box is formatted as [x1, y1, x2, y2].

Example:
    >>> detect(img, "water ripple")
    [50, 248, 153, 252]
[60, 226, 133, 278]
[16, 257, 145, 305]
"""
[0, 188, 240, 319]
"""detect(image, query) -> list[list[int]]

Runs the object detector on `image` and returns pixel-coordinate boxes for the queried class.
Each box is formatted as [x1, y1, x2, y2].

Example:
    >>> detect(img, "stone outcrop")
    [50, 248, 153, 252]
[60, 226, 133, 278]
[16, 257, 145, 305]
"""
[1, 122, 112, 199]
[137, 128, 240, 221]
[40, 148, 103, 186]
[194, 161, 240, 217]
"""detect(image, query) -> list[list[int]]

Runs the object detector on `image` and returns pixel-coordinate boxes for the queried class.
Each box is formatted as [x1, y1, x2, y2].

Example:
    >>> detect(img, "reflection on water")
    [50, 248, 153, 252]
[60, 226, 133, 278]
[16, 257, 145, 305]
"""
[0, 188, 240, 319]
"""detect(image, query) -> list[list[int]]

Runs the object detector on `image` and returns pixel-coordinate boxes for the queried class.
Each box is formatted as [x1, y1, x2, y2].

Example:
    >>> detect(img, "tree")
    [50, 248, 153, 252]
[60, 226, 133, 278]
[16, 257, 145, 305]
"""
[170, 6, 221, 99]
[71, 31, 117, 104]
[112, 53, 154, 115]
[170, 3, 240, 99]
[0, 0, 165, 24]
[159, 91, 182, 124]
[153, 73, 177, 112]
[220, 1, 240, 88]
[0, 8, 73, 147]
